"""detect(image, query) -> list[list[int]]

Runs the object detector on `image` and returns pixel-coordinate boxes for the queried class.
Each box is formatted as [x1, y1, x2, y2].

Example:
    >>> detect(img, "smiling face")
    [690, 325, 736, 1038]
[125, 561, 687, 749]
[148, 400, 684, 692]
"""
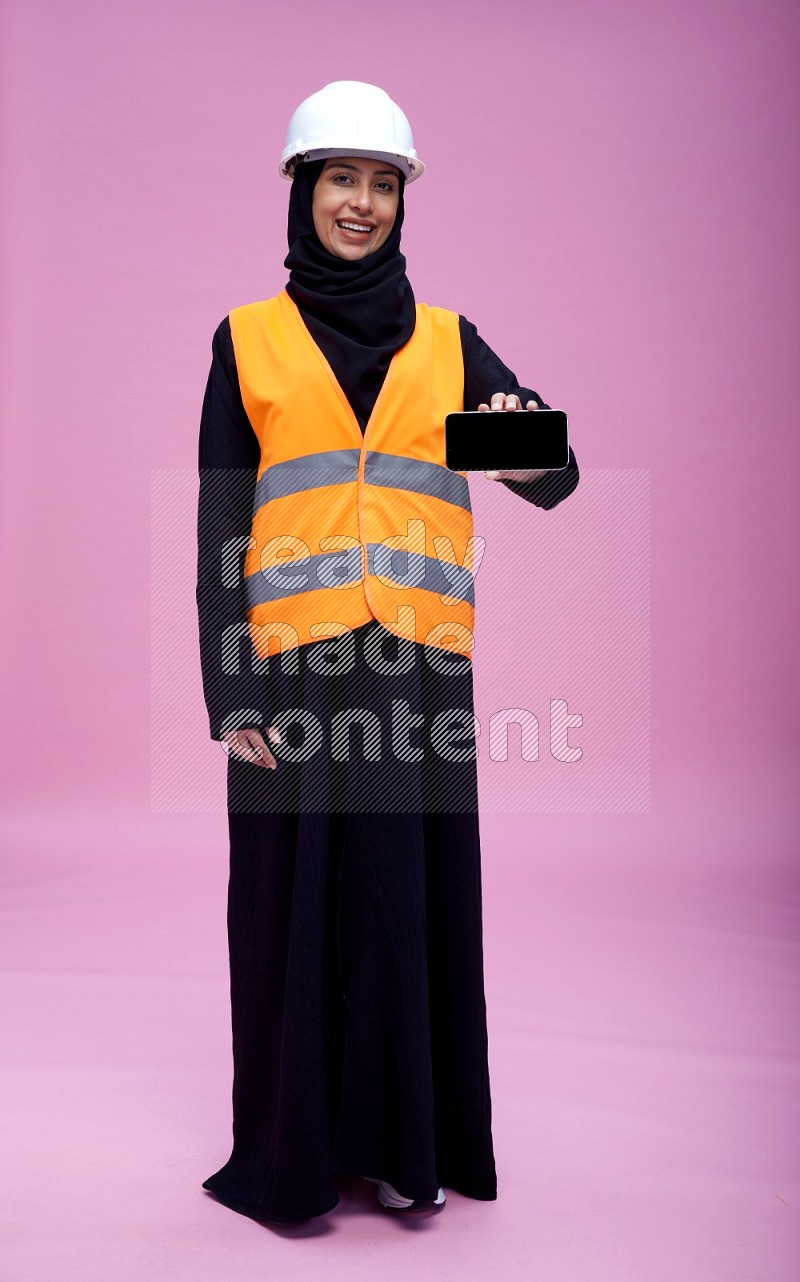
[311, 156, 401, 260]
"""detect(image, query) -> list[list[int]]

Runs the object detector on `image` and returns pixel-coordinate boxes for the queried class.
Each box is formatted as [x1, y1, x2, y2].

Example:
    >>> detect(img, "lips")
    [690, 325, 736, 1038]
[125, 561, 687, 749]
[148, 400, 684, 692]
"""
[336, 220, 374, 235]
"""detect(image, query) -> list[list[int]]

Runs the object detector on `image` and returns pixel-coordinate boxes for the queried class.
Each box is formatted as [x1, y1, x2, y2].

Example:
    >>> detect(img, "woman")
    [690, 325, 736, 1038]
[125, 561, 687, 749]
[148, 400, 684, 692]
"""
[196, 81, 579, 1224]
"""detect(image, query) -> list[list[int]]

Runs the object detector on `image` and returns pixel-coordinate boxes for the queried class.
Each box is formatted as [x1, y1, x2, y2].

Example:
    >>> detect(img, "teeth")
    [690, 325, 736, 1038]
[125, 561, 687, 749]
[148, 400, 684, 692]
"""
[338, 221, 373, 232]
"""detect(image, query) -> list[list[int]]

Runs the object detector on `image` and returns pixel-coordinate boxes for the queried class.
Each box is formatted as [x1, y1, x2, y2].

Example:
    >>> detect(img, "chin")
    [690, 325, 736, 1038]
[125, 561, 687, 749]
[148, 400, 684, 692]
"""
[327, 230, 384, 259]
[333, 245, 374, 261]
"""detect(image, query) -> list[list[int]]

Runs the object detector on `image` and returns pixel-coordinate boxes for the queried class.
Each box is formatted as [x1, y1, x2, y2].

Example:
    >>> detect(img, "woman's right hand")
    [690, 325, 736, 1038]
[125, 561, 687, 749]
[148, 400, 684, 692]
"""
[223, 725, 283, 769]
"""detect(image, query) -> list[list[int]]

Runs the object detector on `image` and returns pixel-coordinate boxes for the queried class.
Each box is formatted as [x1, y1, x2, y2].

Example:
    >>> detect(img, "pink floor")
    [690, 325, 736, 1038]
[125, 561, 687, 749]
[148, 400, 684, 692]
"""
[2, 761, 797, 1281]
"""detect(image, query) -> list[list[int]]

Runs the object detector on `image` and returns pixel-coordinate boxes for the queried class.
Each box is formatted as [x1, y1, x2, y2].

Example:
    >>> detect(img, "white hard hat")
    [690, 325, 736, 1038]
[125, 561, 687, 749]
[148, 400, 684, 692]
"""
[279, 81, 425, 184]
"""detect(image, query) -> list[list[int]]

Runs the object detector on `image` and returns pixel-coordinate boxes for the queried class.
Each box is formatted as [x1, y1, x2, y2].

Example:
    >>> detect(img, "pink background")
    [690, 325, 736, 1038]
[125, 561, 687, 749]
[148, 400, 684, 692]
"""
[2, 1, 799, 1278]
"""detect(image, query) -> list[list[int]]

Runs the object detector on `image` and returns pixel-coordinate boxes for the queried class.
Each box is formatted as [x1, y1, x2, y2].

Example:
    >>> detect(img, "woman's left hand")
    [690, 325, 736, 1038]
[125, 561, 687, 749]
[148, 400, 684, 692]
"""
[478, 393, 550, 482]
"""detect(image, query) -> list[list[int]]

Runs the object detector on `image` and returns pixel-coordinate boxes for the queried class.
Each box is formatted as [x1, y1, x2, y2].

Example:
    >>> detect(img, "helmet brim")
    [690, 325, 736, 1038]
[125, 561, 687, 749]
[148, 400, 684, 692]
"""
[279, 147, 425, 184]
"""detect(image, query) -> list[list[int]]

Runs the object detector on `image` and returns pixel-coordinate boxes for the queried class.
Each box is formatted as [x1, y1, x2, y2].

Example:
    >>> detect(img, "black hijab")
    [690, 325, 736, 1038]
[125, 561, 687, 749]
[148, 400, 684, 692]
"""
[283, 157, 417, 431]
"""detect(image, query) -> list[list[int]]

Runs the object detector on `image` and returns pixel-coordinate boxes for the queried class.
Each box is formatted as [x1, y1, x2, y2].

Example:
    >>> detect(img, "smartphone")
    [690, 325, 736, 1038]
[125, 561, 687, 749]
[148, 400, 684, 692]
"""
[445, 409, 569, 472]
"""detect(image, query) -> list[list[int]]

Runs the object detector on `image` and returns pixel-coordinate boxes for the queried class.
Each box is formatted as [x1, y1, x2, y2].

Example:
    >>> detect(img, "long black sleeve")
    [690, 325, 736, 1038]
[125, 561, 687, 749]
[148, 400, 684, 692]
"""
[459, 315, 579, 510]
[196, 317, 269, 741]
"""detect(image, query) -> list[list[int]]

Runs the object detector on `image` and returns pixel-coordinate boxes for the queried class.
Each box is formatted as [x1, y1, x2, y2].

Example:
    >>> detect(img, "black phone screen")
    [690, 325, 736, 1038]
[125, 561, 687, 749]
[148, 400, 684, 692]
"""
[445, 409, 569, 472]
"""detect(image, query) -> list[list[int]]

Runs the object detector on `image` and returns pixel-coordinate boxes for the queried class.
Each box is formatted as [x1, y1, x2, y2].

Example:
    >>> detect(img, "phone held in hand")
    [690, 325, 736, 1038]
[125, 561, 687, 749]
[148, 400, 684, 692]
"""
[444, 409, 569, 472]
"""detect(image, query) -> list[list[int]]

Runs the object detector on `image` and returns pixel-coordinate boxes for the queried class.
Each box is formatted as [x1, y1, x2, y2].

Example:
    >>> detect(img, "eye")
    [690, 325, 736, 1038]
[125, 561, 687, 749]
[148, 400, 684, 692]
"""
[375, 181, 395, 193]
[331, 172, 354, 184]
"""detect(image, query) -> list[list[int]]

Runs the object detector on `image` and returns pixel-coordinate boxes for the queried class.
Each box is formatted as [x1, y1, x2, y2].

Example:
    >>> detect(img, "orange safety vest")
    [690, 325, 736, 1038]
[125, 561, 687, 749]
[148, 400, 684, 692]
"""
[228, 289, 476, 662]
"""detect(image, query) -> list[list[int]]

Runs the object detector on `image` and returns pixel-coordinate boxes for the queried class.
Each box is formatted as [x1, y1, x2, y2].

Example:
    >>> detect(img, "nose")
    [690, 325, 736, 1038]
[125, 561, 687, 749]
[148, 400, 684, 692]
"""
[349, 181, 373, 213]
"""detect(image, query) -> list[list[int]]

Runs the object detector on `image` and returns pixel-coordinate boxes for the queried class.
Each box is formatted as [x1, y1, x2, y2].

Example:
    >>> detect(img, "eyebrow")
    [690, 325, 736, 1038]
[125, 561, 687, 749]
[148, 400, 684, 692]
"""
[324, 162, 399, 178]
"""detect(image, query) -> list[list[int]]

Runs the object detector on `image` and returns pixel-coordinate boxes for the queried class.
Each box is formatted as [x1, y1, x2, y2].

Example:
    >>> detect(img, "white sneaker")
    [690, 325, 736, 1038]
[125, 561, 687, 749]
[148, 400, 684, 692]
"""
[363, 1175, 446, 1210]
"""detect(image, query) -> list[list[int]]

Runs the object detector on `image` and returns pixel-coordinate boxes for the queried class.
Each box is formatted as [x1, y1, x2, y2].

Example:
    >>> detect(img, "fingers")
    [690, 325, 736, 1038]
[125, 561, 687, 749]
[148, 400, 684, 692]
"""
[224, 729, 268, 767]
[495, 393, 521, 411]
[480, 395, 540, 412]
[480, 394, 537, 412]
[240, 729, 276, 769]
[224, 725, 282, 769]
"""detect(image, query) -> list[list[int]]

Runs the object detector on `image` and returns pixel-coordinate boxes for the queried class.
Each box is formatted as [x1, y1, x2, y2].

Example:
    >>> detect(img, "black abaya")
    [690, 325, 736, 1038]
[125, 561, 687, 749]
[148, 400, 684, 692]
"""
[205, 658, 497, 1221]
[196, 312, 579, 1221]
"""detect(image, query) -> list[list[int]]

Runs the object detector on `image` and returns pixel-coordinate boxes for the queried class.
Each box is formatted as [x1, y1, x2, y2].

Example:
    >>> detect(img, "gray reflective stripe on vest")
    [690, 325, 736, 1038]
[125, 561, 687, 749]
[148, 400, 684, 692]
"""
[367, 543, 474, 604]
[244, 544, 364, 607]
[253, 449, 361, 509]
[364, 451, 472, 513]
[244, 543, 474, 608]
